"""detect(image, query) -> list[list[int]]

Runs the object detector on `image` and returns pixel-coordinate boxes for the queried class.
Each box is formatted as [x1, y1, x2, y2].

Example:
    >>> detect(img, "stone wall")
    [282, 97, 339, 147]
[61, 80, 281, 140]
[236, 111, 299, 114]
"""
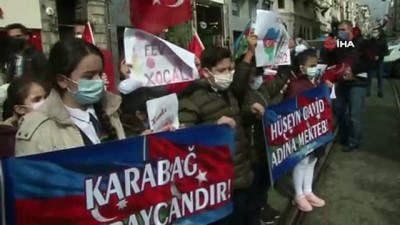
[87, 0, 108, 49]
[39, 0, 59, 56]
[38, 0, 109, 55]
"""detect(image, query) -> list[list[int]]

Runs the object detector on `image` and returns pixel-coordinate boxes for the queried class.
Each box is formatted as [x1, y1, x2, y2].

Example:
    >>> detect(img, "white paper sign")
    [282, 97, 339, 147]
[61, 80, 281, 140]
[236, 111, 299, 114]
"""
[316, 64, 328, 80]
[124, 28, 199, 87]
[330, 84, 337, 99]
[254, 10, 291, 67]
[146, 93, 180, 132]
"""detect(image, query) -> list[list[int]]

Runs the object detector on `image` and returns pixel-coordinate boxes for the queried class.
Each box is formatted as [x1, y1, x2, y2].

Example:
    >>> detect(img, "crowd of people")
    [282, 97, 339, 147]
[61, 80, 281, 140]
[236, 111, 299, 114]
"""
[0, 19, 384, 225]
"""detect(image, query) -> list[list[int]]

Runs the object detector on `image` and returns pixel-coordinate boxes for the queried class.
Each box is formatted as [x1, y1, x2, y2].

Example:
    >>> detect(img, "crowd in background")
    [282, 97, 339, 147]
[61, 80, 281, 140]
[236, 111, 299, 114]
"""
[0, 19, 387, 225]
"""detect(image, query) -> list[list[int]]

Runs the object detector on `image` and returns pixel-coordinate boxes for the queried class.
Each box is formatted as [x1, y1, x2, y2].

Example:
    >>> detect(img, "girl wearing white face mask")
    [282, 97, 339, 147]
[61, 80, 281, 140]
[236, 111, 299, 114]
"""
[284, 48, 326, 212]
[0, 77, 46, 157]
[2, 77, 46, 126]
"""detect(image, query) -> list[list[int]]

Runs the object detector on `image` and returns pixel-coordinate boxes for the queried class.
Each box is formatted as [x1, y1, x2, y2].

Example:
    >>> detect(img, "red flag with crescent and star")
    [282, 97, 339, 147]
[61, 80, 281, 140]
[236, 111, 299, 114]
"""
[130, 0, 192, 34]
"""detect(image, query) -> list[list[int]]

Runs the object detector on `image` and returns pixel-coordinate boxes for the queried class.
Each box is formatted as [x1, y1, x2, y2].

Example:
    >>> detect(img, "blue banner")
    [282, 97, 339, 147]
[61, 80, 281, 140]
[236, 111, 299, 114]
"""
[1, 125, 235, 225]
[263, 85, 334, 183]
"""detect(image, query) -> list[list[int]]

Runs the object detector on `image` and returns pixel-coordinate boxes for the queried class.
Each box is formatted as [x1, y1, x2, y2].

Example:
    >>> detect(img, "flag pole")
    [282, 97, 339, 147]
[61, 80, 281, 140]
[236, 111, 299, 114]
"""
[192, 0, 197, 32]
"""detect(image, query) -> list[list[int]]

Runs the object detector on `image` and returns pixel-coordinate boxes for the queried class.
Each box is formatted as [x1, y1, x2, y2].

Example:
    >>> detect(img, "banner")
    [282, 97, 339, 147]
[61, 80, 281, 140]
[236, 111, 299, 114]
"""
[1, 125, 235, 225]
[254, 10, 291, 67]
[263, 85, 334, 183]
[124, 28, 199, 87]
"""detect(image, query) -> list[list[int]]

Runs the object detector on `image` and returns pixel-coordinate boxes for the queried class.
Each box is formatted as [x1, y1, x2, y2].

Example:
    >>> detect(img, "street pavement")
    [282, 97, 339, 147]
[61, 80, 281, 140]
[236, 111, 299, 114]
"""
[300, 79, 400, 225]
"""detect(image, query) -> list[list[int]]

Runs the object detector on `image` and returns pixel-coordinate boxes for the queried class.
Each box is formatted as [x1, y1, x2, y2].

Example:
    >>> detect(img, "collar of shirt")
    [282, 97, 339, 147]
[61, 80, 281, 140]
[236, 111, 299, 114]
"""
[64, 105, 97, 123]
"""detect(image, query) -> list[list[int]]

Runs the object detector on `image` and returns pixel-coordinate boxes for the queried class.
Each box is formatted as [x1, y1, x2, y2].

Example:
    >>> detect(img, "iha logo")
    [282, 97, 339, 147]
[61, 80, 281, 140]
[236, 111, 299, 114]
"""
[324, 37, 355, 50]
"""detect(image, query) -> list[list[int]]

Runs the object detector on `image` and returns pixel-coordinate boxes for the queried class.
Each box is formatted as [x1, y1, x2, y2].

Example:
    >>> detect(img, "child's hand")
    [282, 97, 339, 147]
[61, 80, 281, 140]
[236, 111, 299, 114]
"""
[141, 129, 153, 136]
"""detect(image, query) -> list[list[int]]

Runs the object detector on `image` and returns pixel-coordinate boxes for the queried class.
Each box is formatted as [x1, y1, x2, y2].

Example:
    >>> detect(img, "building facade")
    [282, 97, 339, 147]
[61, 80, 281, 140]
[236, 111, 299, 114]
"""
[271, 0, 325, 40]
[0, 0, 109, 55]
[388, 0, 399, 34]
[357, 5, 372, 34]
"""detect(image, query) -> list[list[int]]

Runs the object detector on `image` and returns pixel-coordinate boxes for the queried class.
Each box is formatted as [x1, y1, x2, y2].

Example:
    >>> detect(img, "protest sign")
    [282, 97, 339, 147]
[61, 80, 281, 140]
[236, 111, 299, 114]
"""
[146, 93, 180, 132]
[124, 28, 199, 87]
[254, 10, 291, 67]
[1, 125, 234, 225]
[263, 85, 334, 183]
[315, 64, 328, 80]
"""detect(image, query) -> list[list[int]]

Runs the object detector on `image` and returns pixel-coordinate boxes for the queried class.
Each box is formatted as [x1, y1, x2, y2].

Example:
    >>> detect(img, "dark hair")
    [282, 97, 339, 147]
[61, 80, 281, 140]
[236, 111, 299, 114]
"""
[5, 23, 28, 35]
[293, 49, 317, 74]
[200, 45, 231, 69]
[0, 35, 12, 66]
[47, 38, 118, 141]
[2, 77, 40, 120]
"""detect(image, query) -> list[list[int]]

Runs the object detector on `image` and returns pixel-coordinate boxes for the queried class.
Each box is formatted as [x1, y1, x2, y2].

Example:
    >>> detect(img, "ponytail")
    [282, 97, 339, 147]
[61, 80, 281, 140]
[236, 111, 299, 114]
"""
[93, 102, 118, 141]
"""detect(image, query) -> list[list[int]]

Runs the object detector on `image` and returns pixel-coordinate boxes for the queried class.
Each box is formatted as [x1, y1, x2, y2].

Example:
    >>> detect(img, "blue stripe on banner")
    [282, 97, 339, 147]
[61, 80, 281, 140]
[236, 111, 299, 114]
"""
[0, 162, 5, 225]
[6, 160, 89, 198]
[154, 125, 236, 155]
[17, 136, 144, 164]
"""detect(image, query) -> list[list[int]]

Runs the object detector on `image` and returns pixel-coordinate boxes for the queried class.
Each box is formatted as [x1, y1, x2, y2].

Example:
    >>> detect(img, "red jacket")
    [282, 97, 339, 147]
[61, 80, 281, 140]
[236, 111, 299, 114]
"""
[284, 74, 316, 99]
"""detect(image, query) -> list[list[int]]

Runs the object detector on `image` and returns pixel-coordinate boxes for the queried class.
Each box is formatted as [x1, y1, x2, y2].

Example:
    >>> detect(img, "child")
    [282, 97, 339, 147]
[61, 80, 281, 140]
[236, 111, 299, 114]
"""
[285, 48, 326, 212]
[1, 77, 46, 157]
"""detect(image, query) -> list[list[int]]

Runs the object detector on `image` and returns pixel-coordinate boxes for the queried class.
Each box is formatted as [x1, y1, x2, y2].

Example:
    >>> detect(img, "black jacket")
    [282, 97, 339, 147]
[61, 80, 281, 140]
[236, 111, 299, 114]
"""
[367, 37, 389, 69]
[6, 46, 47, 82]
[322, 39, 370, 87]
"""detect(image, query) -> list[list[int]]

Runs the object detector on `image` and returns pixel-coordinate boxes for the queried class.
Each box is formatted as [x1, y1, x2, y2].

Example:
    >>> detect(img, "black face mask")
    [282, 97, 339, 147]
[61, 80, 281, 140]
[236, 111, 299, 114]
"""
[10, 38, 26, 52]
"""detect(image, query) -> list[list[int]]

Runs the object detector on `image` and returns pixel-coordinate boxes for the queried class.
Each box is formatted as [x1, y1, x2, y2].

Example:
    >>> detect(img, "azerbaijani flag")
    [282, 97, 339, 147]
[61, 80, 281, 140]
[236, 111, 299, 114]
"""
[2, 125, 235, 225]
[233, 20, 252, 60]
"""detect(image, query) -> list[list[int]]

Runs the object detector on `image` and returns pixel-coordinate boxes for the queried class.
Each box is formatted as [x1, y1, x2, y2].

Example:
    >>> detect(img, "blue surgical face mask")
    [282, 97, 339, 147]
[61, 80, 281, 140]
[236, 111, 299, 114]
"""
[250, 76, 264, 90]
[306, 67, 318, 77]
[68, 78, 105, 105]
[337, 31, 349, 41]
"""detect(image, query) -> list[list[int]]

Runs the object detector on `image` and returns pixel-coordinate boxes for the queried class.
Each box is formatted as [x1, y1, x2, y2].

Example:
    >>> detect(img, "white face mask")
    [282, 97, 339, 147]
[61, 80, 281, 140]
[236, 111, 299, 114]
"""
[250, 76, 264, 90]
[210, 70, 234, 91]
[306, 67, 318, 77]
[75, 34, 83, 38]
[31, 99, 45, 110]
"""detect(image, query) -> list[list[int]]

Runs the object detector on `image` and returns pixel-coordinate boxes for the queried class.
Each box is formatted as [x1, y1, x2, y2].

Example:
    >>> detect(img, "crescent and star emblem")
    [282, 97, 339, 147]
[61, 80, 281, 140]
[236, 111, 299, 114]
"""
[91, 206, 117, 222]
[153, 0, 185, 7]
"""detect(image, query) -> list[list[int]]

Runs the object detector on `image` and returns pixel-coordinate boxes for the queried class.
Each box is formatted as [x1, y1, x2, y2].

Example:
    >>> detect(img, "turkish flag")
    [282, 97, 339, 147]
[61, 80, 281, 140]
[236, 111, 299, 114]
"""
[28, 30, 43, 52]
[100, 49, 117, 93]
[321, 63, 350, 83]
[188, 29, 204, 59]
[130, 0, 192, 34]
[81, 22, 95, 44]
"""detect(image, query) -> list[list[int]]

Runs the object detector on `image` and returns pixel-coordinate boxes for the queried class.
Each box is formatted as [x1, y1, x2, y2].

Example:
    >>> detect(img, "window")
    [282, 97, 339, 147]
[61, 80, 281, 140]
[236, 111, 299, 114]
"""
[232, 0, 240, 16]
[278, 0, 285, 9]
